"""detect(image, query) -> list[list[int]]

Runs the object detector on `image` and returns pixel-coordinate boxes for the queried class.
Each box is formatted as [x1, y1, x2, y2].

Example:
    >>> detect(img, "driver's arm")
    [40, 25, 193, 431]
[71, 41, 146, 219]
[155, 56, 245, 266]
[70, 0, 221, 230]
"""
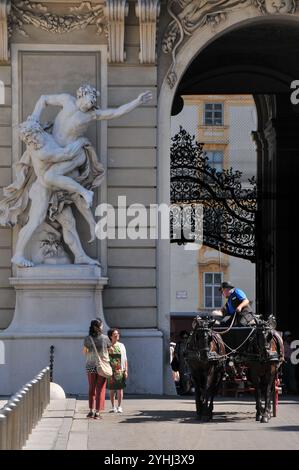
[212, 309, 224, 317]
[236, 298, 250, 313]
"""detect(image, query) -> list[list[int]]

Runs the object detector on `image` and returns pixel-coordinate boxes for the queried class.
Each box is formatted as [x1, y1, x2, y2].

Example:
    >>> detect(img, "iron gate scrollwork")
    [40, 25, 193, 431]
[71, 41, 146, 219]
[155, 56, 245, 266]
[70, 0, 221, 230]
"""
[170, 127, 257, 261]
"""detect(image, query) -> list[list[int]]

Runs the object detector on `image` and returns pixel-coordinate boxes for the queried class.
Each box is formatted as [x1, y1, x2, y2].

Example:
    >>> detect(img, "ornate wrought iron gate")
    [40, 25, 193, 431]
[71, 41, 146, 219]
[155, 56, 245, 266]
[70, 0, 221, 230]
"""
[170, 127, 257, 261]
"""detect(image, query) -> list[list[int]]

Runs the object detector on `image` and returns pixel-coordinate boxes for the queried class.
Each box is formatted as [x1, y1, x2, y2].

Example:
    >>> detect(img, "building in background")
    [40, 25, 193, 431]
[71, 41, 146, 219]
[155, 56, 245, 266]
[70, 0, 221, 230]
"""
[170, 95, 257, 339]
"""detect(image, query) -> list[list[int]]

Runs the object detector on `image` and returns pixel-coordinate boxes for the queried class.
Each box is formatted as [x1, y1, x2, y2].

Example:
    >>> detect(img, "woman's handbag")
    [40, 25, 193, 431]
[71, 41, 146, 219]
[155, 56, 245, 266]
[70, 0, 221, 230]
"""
[90, 336, 113, 378]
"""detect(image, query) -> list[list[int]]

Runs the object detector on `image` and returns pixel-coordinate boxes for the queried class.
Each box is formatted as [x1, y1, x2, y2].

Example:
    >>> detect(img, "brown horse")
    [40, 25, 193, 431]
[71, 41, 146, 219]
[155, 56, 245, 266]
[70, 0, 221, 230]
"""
[245, 318, 284, 423]
[185, 315, 226, 421]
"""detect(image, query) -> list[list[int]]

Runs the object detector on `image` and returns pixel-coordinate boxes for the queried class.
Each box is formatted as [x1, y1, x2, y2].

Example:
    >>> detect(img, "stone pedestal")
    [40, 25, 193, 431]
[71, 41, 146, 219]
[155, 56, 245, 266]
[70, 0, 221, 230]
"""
[0, 265, 108, 395]
[8, 265, 108, 334]
[0, 265, 164, 396]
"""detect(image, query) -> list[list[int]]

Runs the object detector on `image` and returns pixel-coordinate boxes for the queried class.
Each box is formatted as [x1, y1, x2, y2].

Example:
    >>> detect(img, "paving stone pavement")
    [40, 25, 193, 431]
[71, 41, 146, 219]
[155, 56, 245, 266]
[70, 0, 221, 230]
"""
[23, 395, 299, 450]
[23, 399, 76, 450]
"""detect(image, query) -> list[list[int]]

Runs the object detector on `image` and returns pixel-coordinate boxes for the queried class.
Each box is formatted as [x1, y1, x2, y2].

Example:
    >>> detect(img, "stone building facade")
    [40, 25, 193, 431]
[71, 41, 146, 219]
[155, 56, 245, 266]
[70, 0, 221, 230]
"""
[1, 1, 299, 395]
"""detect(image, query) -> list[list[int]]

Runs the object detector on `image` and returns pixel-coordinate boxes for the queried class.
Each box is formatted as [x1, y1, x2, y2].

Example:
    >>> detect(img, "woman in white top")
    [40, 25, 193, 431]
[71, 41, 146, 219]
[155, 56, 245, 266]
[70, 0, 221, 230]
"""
[107, 328, 128, 413]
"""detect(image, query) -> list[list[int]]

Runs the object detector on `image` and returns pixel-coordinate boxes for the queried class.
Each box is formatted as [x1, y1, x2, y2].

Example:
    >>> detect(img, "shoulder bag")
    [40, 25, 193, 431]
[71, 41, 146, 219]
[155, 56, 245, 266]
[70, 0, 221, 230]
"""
[89, 336, 113, 378]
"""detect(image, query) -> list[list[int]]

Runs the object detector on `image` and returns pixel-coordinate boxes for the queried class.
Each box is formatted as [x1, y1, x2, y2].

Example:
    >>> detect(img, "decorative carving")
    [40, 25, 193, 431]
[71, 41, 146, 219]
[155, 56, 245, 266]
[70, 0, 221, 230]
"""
[135, 0, 160, 64]
[170, 127, 257, 261]
[162, 0, 250, 87]
[162, 0, 298, 88]
[253, 0, 296, 14]
[104, 0, 128, 63]
[170, 203, 203, 245]
[0, 0, 10, 63]
[10, 1, 105, 37]
[41, 232, 64, 259]
[29, 223, 72, 265]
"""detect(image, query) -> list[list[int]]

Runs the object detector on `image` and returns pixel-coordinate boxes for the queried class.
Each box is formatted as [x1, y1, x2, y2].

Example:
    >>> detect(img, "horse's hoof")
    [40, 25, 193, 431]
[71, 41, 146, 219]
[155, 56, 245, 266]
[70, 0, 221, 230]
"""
[261, 416, 269, 423]
[256, 414, 262, 421]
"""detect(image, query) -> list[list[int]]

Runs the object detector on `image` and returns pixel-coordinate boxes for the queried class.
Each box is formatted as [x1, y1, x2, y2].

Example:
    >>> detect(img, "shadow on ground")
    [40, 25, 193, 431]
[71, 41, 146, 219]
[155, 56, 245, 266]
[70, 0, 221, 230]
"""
[118, 409, 255, 424]
[268, 425, 299, 432]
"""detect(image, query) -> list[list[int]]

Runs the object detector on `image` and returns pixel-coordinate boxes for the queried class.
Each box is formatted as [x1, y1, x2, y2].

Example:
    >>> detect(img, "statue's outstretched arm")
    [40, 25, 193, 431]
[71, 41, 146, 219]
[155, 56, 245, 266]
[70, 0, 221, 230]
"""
[29, 93, 72, 121]
[95, 91, 152, 121]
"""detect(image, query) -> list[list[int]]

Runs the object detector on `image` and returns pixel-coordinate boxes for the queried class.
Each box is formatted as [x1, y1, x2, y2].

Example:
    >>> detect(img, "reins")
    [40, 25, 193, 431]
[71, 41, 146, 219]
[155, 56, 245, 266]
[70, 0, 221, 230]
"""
[219, 327, 256, 359]
[216, 310, 237, 336]
[189, 313, 269, 361]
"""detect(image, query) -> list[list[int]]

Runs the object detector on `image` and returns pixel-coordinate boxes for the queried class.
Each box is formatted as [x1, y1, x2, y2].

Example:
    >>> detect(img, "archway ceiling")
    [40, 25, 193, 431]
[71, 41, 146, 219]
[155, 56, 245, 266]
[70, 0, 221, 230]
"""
[177, 22, 299, 95]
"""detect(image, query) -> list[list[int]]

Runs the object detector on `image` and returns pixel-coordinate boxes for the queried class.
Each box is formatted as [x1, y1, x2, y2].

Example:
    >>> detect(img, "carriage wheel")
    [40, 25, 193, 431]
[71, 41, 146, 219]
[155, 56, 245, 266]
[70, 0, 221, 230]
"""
[272, 376, 279, 417]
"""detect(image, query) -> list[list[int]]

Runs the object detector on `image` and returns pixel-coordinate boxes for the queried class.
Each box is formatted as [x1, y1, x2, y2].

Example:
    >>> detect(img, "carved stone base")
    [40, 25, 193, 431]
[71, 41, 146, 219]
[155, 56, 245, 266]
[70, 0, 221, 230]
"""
[0, 265, 108, 394]
[0, 329, 164, 395]
[7, 265, 108, 334]
[0, 266, 164, 395]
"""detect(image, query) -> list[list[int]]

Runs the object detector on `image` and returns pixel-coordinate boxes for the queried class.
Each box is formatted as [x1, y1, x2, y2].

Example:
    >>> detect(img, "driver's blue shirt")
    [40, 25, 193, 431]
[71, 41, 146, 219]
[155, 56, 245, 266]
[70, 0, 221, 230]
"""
[225, 288, 247, 315]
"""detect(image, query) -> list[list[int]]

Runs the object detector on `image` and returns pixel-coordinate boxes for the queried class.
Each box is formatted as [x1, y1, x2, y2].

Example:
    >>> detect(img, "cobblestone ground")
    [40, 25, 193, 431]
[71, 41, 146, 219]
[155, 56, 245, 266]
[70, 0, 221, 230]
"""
[23, 395, 299, 450]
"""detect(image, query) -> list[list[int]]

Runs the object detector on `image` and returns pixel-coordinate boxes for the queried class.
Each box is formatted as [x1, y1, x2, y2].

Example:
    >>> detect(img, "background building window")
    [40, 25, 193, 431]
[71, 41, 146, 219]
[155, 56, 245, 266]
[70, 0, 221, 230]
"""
[204, 103, 223, 126]
[205, 150, 224, 171]
[204, 272, 223, 308]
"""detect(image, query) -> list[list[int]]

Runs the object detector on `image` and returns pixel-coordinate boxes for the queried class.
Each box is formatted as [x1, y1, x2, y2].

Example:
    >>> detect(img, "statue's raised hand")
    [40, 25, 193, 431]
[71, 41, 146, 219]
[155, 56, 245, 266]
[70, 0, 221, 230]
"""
[138, 91, 152, 105]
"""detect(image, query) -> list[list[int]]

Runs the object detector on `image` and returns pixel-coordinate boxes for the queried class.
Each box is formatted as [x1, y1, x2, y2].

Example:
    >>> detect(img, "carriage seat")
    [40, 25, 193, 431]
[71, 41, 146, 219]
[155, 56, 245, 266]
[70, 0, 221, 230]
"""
[214, 326, 254, 352]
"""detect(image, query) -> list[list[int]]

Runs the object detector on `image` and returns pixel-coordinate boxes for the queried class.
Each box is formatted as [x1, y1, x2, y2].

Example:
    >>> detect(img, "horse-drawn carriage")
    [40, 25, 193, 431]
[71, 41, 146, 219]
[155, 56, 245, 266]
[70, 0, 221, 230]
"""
[184, 313, 284, 423]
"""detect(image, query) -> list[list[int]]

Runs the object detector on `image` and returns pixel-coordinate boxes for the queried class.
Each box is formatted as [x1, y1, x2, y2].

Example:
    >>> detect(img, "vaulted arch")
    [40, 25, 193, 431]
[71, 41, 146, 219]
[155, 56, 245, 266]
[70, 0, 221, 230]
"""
[158, 12, 299, 393]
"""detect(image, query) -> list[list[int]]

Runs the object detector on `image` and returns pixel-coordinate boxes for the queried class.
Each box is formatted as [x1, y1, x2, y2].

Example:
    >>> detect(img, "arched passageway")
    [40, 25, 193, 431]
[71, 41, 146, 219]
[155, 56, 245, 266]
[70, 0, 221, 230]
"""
[158, 17, 299, 393]
[159, 21, 299, 371]
[171, 22, 299, 334]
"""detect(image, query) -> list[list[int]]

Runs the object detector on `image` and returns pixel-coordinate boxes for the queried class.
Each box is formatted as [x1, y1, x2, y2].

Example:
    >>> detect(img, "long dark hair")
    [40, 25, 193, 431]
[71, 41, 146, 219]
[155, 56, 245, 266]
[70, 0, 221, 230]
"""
[89, 318, 103, 337]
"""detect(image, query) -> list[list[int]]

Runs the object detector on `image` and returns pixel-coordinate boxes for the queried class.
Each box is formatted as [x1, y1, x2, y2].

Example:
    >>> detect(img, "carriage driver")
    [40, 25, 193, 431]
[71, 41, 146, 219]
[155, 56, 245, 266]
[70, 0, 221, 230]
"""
[215, 281, 255, 327]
